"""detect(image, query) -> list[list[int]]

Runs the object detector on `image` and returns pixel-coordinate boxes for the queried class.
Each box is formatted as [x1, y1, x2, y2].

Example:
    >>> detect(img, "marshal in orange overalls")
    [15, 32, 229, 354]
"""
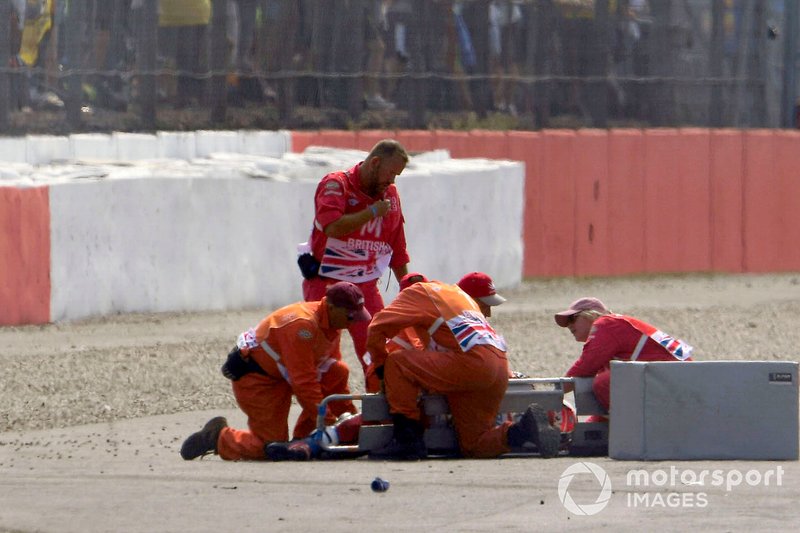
[216, 298, 356, 461]
[366, 281, 514, 458]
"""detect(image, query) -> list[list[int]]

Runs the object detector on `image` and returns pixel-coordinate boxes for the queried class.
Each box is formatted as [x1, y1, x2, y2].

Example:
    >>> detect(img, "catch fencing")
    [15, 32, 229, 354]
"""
[1, 0, 798, 132]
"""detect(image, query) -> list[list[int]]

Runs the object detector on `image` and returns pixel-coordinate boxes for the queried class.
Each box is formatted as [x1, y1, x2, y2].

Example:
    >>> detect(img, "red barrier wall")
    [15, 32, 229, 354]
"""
[432, 130, 473, 158]
[395, 130, 437, 153]
[643, 129, 711, 273]
[289, 128, 800, 278]
[467, 130, 510, 160]
[509, 132, 543, 277]
[289, 131, 322, 153]
[356, 130, 394, 151]
[315, 130, 358, 149]
[774, 131, 800, 271]
[0, 186, 50, 325]
[742, 130, 779, 273]
[573, 130, 610, 276]
[606, 129, 646, 275]
[709, 130, 744, 272]
[538, 130, 577, 276]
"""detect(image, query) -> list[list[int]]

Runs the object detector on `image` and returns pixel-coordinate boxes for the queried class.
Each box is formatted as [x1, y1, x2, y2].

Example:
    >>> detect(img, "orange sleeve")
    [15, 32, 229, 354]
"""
[366, 284, 437, 367]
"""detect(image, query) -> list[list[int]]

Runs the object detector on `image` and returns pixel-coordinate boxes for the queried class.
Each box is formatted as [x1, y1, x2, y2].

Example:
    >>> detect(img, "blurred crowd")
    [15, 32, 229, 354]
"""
[5, 1, 795, 129]
[4, 1, 660, 121]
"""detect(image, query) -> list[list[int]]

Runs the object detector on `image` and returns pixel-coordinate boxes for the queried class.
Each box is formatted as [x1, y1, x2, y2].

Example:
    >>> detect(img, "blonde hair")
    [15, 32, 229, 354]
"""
[576, 309, 608, 321]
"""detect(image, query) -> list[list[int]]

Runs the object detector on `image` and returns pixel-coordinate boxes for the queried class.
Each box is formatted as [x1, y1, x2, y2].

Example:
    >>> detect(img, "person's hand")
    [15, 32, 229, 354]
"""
[370, 199, 391, 218]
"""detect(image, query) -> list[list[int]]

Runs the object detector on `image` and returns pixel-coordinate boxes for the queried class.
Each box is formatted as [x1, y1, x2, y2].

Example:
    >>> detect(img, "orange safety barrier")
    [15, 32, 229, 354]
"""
[643, 129, 712, 273]
[709, 130, 744, 273]
[356, 130, 395, 151]
[0, 186, 50, 326]
[394, 130, 437, 153]
[774, 131, 800, 271]
[289, 131, 321, 154]
[742, 130, 778, 273]
[314, 130, 359, 149]
[573, 130, 610, 276]
[432, 130, 472, 159]
[466, 130, 509, 160]
[606, 129, 647, 276]
[288, 128, 800, 278]
[509, 131, 543, 277]
[643, 129, 681, 272]
[538, 130, 577, 276]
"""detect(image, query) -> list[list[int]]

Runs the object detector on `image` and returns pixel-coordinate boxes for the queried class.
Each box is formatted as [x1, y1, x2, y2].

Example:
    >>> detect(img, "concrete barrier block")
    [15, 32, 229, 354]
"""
[0, 137, 30, 163]
[610, 361, 799, 460]
[238, 130, 291, 157]
[195, 130, 240, 157]
[26, 135, 70, 165]
[157, 131, 197, 160]
[113, 132, 159, 161]
[69, 133, 115, 161]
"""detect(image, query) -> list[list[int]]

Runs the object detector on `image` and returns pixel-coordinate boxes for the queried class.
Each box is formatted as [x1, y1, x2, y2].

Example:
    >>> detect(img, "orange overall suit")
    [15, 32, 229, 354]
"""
[216, 298, 356, 461]
[366, 281, 513, 458]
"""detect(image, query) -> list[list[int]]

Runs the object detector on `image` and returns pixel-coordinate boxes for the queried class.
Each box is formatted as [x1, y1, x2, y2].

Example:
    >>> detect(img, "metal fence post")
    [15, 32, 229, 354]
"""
[591, 0, 610, 127]
[346, 0, 365, 119]
[782, 0, 798, 128]
[64, 0, 87, 128]
[209, 0, 228, 124]
[138, 0, 158, 130]
[408, 0, 428, 128]
[710, 0, 725, 127]
[0, 0, 10, 131]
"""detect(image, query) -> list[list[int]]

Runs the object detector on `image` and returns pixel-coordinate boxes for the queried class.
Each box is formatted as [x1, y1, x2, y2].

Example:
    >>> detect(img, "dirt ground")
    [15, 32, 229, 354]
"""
[1, 273, 799, 532]
[2, 272, 799, 433]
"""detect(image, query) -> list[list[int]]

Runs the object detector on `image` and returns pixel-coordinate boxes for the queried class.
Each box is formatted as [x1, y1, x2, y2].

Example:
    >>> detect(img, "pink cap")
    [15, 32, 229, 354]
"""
[326, 282, 371, 322]
[399, 272, 429, 291]
[554, 297, 608, 327]
[457, 272, 506, 306]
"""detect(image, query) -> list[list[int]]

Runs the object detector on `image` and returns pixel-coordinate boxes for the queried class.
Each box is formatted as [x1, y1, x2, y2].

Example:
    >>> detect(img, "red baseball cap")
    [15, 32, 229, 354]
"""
[326, 282, 371, 322]
[399, 272, 428, 291]
[457, 272, 506, 306]
[554, 297, 609, 327]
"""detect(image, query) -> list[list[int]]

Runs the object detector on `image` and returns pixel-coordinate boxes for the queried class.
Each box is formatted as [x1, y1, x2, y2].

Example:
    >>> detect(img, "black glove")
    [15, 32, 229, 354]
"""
[221, 347, 250, 381]
[297, 253, 320, 280]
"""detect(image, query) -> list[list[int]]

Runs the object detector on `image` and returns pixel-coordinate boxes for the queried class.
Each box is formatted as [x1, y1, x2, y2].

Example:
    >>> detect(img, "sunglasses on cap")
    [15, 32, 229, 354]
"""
[567, 312, 583, 325]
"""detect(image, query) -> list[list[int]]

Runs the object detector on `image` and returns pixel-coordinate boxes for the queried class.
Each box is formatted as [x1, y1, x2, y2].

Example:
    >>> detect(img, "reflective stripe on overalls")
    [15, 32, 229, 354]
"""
[260, 341, 337, 384]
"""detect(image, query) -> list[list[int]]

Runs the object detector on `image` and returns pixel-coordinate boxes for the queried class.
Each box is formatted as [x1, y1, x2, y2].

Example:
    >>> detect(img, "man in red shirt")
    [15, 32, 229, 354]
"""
[556, 297, 694, 412]
[299, 139, 410, 393]
[179, 282, 368, 461]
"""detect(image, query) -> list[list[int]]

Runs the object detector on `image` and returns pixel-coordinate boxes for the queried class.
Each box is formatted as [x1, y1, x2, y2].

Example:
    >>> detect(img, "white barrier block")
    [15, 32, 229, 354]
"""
[238, 130, 291, 157]
[0, 137, 29, 163]
[157, 131, 197, 160]
[26, 135, 70, 164]
[396, 158, 524, 298]
[195, 130, 240, 157]
[113, 132, 159, 161]
[0, 162, 32, 182]
[69, 133, 115, 161]
[610, 361, 799, 460]
[46, 146, 524, 321]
